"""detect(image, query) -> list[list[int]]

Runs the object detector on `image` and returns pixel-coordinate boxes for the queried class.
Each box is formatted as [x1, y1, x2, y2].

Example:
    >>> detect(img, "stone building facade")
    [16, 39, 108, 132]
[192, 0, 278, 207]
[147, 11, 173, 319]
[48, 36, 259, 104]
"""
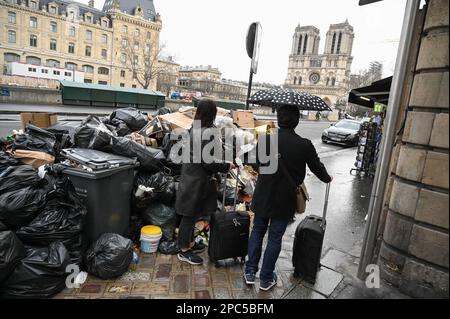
[0, 0, 162, 89]
[376, 0, 449, 298]
[285, 21, 354, 107]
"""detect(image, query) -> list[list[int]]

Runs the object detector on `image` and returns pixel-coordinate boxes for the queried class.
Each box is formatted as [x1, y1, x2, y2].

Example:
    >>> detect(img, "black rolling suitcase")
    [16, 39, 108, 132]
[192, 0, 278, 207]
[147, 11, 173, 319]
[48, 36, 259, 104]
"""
[292, 183, 330, 283]
[208, 168, 250, 266]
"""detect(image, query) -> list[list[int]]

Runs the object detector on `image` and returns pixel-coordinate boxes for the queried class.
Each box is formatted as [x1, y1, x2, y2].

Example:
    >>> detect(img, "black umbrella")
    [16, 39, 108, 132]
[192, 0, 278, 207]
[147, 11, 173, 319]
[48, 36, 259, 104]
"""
[248, 88, 332, 112]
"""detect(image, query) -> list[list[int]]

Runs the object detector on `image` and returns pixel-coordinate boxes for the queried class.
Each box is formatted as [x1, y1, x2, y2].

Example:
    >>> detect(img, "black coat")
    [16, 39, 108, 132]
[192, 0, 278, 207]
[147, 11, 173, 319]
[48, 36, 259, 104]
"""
[251, 128, 332, 220]
[175, 128, 230, 217]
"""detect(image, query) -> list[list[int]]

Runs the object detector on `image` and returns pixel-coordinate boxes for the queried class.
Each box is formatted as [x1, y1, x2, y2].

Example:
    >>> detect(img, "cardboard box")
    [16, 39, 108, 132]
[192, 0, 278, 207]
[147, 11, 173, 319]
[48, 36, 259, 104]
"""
[232, 110, 255, 129]
[254, 120, 275, 128]
[160, 112, 193, 130]
[21, 113, 58, 129]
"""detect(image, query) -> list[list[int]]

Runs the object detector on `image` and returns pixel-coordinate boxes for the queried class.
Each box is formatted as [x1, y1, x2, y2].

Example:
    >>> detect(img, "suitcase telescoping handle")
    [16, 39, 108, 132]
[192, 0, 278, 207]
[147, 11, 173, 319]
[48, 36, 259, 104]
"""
[221, 166, 240, 213]
[321, 183, 331, 227]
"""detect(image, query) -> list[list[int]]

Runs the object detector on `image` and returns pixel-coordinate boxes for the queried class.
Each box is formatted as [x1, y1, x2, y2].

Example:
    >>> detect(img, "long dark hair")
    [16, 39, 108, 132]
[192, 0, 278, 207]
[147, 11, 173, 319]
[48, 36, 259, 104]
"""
[194, 99, 217, 128]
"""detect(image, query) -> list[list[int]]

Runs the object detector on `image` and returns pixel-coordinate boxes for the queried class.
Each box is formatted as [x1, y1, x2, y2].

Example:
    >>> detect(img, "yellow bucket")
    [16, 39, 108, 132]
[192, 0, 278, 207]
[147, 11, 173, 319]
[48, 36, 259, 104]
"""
[141, 225, 162, 236]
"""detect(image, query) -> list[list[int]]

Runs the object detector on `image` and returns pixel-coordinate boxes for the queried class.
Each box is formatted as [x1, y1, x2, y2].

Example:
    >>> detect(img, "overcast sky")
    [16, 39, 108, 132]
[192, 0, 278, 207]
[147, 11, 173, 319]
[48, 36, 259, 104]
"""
[82, 0, 406, 85]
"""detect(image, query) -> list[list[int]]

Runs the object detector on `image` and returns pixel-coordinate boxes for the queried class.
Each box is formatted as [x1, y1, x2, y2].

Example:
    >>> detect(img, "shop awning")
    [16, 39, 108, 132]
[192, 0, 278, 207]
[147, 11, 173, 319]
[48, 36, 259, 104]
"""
[348, 76, 392, 108]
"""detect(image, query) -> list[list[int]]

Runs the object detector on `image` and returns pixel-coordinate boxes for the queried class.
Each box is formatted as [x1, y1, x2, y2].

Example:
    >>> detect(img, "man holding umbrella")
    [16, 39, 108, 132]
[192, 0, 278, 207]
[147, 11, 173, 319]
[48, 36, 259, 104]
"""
[244, 105, 332, 291]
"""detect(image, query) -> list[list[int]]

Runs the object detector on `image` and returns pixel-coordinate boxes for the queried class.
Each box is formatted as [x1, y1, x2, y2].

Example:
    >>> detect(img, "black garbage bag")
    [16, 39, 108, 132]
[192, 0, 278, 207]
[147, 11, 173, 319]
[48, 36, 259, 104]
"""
[158, 240, 179, 255]
[0, 221, 8, 231]
[141, 203, 176, 241]
[1, 241, 70, 299]
[110, 108, 148, 131]
[134, 172, 176, 206]
[0, 165, 40, 194]
[84, 233, 133, 280]
[0, 186, 47, 228]
[110, 118, 132, 137]
[0, 231, 26, 284]
[0, 150, 19, 171]
[74, 116, 116, 150]
[111, 136, 165, 172]
[156, 107, 172, 116]
[13, 124, 57, 156]
[16, 171, 87, 265]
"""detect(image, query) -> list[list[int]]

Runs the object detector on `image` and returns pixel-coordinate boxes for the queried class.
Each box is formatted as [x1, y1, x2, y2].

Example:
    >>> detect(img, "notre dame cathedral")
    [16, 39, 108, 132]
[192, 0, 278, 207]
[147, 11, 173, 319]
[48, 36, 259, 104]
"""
[285, 20, 354, 109]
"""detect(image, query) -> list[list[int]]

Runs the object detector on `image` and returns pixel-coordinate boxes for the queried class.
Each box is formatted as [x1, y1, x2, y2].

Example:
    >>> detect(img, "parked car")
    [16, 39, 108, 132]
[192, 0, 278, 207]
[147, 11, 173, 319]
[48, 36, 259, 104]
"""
[322, 119, 362, 147]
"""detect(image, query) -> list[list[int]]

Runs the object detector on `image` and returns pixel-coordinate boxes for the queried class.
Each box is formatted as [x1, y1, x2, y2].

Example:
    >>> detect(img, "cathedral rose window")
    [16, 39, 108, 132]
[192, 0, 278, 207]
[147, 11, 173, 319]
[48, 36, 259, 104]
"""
[309, 72, 320, 84]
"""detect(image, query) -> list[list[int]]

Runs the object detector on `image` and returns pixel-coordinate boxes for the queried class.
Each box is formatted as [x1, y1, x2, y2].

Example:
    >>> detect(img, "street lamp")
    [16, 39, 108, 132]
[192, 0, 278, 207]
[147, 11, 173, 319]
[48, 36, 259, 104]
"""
[245, 22, 262, 110]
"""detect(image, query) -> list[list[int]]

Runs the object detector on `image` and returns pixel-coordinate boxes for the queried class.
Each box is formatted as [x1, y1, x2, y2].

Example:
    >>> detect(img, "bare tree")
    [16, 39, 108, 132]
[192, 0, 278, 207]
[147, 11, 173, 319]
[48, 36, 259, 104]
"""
[124, 39, 170, 90]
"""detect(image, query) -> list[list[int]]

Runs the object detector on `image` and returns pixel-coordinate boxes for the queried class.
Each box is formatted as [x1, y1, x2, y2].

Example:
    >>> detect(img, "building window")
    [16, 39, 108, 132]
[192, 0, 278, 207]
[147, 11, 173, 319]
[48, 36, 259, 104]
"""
[8, 30, 16, 44]
[53, 70, 60, 75]
[41, 69, 49, 74]
[85, 15, 92, 23]
[28, 67, 36, 72]
[120, 70, 126, 77]
[293, 77, 297, 85]
[83, 65, 94, 73]
[298, 77, 302, 85]
[84, 79, 92, 83]
[65, 62, 77, 70]
[331, 78, 336, 86]
[85, 46, 92, 57]
[68, 43, 75, 54]
[4, 53, 20, 63]
[102, 20, 108, 28]
[133, 56, 139, 65]
[336, 32, 342, 54]
[30, 17, 38, 28]
[132, 84, 137, 88]
[135, 29, 140, 37]
[302, 35, 308, 55]
[50, 39, 57, 51]
[8, 12, 16, 24]
[49, 5, 57, 14]
[47, 59, 60, 68]
[64, 71, 72, 77]
[120, 53, 127, 64]
[122, 39, 128, 48]
[297, 35, 302, 55]
[69, 26, 76, 37]
[69, 11, 75, 21]
[30, 35, 38, 47]
[145, 45, 151, 54]
[331, 33, 337, 54]
[29, 1, 38, 9]
[98, 67, 109, 75]
[101, 34, 108, 44]
[120, 83, 125, 87]
[50, 21, 57, 33]
[122, 25, 128, 34]
[85, 30, 92, 41]
[147, 31, 151, 40]
[26, 56, 41, 65]
[98, 81, 108, 85]
[101, 49, 107, 59]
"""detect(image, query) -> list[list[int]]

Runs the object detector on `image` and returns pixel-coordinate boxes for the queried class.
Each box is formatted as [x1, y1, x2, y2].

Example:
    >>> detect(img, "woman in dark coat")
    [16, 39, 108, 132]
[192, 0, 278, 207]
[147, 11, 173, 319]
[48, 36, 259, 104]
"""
[175, 99, 232, 265]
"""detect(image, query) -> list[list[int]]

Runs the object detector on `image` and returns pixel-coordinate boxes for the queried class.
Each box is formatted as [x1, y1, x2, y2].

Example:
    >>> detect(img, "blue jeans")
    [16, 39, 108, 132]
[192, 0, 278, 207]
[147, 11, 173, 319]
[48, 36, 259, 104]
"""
[245, 216, 289, 282]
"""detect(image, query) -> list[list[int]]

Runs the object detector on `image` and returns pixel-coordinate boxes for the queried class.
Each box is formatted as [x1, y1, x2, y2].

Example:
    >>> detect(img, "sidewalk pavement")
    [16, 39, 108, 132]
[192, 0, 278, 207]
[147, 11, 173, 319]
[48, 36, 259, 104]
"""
[55, 147, 409, 299]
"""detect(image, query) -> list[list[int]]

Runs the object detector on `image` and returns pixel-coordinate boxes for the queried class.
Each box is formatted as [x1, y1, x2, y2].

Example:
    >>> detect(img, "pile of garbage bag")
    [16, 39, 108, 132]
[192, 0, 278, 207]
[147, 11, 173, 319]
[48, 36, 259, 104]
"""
[0, 105, 268, 297]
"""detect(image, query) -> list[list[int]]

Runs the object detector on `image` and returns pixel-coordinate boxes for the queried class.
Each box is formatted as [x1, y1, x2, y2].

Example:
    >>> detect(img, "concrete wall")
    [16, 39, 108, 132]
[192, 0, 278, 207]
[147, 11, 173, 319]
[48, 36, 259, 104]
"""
[378, 0, 449, 299]
[0, 85, 61, 105]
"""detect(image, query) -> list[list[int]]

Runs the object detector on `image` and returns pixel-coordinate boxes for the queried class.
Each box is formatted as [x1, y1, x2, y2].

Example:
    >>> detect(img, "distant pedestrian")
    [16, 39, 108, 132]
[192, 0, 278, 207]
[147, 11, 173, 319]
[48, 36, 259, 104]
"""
[244, 106, 332, 291]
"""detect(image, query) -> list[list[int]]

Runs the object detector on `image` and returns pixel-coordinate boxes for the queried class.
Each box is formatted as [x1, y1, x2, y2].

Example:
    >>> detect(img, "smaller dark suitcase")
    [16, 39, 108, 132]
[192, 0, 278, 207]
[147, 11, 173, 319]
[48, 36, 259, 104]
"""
[292, 183, 330, 283]
[208, 169, 250, 266]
